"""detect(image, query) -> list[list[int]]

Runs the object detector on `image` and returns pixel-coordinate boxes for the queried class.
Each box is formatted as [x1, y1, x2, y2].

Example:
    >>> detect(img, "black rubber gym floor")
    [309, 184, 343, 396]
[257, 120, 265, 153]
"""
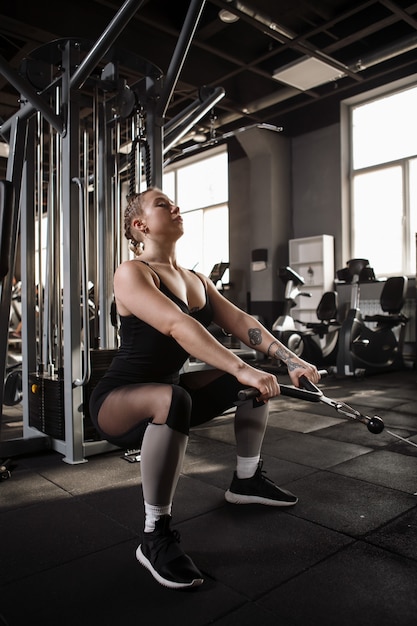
[1, 369, 416, 626]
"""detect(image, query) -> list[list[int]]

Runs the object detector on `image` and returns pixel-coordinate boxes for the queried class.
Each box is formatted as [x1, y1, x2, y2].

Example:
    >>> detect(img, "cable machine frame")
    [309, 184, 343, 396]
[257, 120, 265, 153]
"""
[0, 0, 225, 464]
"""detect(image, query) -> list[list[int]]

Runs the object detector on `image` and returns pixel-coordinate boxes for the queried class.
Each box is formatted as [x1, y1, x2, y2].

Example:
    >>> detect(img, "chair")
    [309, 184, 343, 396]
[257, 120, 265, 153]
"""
[297, 291, 340, 338]
[364, 276, 408, 328]
[293, 291, 341, 366]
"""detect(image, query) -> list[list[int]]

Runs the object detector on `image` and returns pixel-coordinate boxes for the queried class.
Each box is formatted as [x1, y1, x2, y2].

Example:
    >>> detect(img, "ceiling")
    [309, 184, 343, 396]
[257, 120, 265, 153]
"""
[1, 0, 417, 164]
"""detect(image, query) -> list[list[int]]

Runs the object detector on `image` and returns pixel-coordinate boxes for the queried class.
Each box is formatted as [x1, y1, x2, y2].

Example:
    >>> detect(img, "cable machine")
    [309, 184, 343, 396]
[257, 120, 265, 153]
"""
[0, 0, 225, 464]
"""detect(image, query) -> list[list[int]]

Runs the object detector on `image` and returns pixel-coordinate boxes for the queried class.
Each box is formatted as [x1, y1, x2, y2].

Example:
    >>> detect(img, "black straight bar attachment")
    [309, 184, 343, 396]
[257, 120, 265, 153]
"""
[238, 372, 384, 434]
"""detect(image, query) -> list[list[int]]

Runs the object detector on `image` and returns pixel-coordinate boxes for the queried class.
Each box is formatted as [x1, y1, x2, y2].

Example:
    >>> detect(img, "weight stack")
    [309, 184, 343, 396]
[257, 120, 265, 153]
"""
[28, 350, 118, 442]
[29, 373, 65, 440]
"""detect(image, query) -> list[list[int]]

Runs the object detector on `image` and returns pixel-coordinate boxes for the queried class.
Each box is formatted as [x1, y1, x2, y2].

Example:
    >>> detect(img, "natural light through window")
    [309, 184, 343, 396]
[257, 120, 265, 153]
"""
[352, 87, 417, 170]
[163, 148, 229, 277]
[352, 167, 403, 273]
[176, 151, 228, 212]
[350, 83, 417, 276]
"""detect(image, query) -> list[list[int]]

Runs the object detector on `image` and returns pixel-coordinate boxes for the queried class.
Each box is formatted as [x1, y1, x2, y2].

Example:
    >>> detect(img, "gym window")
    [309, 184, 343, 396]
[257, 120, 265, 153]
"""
[347, 81, 417, 277]
[163, 146, 229, 278]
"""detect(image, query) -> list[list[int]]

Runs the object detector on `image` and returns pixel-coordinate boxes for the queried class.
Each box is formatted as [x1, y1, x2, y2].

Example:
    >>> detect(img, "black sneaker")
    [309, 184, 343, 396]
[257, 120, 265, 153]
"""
[136, 515, 204, 589]
[225, 460, 298, 506]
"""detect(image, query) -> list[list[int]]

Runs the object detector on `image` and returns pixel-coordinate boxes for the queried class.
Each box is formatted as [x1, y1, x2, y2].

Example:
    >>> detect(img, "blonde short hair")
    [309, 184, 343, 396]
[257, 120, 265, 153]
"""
[124, 187, 158, 255]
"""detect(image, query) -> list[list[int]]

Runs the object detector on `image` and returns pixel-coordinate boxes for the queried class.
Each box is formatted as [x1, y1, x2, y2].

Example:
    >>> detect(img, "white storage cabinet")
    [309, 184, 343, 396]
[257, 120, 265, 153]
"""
[289, 235, 335, 324]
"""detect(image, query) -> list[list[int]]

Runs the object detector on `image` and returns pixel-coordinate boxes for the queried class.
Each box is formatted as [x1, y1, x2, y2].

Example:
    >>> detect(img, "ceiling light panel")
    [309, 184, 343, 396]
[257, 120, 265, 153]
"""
[273, 57, 345, 91]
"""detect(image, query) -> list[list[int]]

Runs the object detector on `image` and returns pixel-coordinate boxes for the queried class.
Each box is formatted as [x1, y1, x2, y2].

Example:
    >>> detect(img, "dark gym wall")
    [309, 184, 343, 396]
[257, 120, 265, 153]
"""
[228, 121, 342, 319]
[291, 123, 343, 269]
[228, 152, 251, 312]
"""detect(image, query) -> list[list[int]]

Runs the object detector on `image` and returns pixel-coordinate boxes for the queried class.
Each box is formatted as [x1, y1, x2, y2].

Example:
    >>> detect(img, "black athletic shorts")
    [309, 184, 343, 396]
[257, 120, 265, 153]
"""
[88, 372, 244, 450]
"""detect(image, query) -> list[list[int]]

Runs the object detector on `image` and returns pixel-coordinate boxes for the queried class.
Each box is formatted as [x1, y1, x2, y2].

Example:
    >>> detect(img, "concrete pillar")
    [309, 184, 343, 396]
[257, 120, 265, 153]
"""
[228, 127, 291, 326]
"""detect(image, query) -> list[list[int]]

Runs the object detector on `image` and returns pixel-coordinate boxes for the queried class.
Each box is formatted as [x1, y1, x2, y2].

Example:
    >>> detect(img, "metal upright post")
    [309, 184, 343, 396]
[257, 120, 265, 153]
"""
[96, 99, 116, 349]
[20, 120, 48, 449]
[59, 40, 85, 464]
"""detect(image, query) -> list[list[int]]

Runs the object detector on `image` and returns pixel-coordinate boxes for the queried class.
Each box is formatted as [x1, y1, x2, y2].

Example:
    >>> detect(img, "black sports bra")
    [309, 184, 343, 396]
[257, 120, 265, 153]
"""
[113, 262, 214, 377]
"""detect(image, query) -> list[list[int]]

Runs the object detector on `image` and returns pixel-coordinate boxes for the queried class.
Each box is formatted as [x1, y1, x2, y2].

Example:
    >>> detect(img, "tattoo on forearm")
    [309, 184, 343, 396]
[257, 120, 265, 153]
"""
[269, 342, 306, 372]
[267, 340, 279, 357]
[274, 345, 291, 362]
[287, 360, 306, 372]
[248, 328, 262, 346]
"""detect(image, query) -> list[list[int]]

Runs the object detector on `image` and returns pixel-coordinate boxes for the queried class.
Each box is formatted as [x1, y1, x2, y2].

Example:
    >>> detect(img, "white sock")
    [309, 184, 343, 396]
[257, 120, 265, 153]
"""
[144, 502, 172, 533]
[236, 455, 260, 479]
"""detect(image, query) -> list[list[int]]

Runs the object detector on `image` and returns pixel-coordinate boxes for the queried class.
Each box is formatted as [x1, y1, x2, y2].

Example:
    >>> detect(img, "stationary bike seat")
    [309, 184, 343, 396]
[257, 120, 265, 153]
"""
[364, 276, 408, 326]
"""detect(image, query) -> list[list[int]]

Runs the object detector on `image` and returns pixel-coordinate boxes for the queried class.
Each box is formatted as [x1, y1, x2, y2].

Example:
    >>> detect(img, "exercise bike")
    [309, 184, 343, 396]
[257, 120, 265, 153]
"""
[335, 258, 409, 377]
[272, 266, 312, 336]
[271, 266, 340, 367]
[292, 290, 341, 367]
[271, 265, 312, 358]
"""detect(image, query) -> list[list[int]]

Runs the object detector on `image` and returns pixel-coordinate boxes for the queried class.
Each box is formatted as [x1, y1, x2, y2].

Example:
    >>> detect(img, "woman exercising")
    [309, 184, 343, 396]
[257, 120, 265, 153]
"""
[89, 187, 320, 590]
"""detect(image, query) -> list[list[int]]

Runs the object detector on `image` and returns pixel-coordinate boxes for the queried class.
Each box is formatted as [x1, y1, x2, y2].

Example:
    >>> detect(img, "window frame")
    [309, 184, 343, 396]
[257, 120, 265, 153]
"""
[341, 74, 417, 277]
[163, 145, 229, 276]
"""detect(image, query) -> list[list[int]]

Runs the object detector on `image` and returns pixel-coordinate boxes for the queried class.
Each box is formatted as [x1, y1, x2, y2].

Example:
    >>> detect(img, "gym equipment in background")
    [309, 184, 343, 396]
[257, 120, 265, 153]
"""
[335, 259, 409, 377]
[292, 290, 341, 367]
[272, 266, 312, 337]
[271, 266, 340, 367]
